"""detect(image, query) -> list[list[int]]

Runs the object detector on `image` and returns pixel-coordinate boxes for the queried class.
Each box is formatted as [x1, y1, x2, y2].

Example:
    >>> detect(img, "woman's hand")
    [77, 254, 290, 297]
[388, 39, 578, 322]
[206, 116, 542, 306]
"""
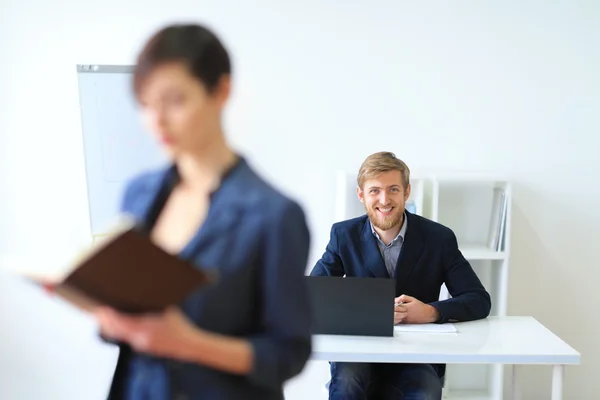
[95, 306, 254, 374]
[95, 306, 200, 360]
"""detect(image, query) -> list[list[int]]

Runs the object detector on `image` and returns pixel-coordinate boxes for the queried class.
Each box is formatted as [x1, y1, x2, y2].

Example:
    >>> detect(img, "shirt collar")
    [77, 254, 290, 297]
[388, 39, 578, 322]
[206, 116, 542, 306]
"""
[370, 212, 408, 245]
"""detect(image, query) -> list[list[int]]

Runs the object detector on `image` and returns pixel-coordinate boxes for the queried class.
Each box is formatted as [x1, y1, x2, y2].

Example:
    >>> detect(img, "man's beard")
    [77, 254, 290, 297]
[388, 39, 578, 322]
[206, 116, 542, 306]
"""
[365, 205, 403, 231]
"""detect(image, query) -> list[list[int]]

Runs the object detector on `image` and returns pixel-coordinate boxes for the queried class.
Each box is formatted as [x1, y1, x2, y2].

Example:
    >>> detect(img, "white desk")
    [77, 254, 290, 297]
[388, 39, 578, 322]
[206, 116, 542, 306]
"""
[310, 316, 580, 400]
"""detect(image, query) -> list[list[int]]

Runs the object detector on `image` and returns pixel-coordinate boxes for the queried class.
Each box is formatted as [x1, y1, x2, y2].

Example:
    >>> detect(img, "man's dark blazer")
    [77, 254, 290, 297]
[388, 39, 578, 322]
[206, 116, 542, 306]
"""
[310, 211, 492, 376]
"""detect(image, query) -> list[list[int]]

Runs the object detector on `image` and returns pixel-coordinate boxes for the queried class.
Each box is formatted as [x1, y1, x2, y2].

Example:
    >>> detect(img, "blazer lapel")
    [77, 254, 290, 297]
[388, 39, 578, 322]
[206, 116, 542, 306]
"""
[395, 212, 425, 291]
[178, 162, 247, 262]
[179, 203, 241, 262]
[135, 165, 178, 233]
[359, 219, 390, 278]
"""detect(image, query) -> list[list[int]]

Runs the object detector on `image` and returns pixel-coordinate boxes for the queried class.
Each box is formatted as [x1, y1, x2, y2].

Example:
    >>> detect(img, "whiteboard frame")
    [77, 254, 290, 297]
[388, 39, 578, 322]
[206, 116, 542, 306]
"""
[75, 64, 166, 237]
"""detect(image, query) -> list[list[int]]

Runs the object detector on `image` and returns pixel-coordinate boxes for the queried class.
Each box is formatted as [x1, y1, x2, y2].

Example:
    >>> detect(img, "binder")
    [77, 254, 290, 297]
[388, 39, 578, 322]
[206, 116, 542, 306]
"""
[9, 218, 216, 314]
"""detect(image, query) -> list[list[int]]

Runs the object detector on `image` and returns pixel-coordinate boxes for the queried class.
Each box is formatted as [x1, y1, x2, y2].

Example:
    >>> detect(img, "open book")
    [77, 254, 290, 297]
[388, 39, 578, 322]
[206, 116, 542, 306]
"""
[5, 217, 216, 314]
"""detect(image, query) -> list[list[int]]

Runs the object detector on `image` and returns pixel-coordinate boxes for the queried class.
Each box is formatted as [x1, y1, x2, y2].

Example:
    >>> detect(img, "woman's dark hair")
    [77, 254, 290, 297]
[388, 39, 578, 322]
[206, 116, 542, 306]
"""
[133, 23, 231, 96]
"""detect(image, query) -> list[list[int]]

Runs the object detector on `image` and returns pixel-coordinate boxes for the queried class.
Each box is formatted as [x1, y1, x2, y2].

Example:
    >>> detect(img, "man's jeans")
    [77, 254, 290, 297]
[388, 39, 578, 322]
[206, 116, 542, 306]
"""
[328, 362, 443, 400]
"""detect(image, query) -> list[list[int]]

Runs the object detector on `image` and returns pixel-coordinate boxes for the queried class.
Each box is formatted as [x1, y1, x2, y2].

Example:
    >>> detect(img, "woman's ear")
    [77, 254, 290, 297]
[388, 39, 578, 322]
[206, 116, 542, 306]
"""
[214, 75, 231, 109]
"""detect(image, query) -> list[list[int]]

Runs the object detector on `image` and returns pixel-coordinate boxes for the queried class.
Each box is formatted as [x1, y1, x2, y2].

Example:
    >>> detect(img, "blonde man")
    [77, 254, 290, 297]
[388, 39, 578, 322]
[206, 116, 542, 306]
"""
[311, 152, 491, 400]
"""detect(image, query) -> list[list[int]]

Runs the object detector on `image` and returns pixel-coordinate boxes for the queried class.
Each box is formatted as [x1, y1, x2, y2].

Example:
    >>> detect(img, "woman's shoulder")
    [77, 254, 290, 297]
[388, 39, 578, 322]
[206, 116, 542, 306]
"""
[232, 160, 305, 219]
[120, 165, 173, 214]
[125, 166, 170, 192]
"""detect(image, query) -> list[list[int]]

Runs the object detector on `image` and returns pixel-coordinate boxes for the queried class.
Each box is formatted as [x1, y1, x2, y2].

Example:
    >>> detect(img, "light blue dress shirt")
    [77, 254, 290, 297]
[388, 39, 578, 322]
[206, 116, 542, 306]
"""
[370, 212, 407, 278]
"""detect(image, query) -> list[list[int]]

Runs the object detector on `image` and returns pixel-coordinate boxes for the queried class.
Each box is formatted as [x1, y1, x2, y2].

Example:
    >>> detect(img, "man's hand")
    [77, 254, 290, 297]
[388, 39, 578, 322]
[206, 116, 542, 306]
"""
[394, 294, 440, 324]
[394, 300, 407, 324]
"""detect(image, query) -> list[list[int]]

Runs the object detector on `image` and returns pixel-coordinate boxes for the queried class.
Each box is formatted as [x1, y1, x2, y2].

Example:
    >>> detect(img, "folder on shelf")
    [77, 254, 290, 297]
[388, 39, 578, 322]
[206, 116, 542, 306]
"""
[487, 187, 507, 251]
[4, 217, 216, 314]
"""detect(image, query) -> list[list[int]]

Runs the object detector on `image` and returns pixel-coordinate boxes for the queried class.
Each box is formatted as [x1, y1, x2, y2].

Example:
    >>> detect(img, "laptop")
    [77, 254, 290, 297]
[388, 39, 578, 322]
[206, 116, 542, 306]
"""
[305, 276, 396, 337]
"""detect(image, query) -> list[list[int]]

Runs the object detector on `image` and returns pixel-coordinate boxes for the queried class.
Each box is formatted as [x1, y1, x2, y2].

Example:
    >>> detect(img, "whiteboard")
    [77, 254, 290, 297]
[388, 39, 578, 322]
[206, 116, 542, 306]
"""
[76, 65, 167, 235]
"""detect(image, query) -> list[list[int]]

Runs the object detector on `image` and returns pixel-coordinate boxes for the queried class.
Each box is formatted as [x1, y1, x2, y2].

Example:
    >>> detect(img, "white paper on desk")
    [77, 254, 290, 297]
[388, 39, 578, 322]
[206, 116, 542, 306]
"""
[394, 323, 457, 333]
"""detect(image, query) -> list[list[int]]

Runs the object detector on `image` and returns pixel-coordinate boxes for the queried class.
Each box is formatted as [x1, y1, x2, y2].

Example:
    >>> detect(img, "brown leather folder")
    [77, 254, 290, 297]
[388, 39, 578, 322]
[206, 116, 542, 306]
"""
[21, 220, 216, 314]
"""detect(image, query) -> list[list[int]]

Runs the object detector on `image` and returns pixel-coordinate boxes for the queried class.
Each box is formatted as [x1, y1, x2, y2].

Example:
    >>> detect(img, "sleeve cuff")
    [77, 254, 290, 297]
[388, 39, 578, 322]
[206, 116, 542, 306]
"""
[428, 301, 447, 324]
[247, 338, 280, 390]
[247, 337, 311, 390]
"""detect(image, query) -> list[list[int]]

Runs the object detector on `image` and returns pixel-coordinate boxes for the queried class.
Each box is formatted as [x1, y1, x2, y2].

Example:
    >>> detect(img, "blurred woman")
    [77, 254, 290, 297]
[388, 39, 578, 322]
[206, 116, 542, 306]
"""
[95, 23, 312, 400]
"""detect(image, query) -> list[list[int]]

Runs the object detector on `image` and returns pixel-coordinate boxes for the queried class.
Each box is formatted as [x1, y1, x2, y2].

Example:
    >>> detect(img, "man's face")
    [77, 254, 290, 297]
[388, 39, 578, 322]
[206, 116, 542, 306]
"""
[358, 170, 410, 231]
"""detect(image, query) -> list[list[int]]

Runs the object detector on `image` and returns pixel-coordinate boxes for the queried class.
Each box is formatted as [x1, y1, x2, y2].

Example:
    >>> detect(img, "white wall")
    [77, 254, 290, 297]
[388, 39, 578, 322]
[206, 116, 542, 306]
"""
[1, 1, 599, 398]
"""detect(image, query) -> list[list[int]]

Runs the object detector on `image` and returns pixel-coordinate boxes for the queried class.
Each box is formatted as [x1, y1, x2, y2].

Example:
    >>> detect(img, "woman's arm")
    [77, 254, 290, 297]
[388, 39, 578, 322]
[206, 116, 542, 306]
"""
[96, 199, 312, 386]
[95, 306, 254, 374]
[244, 200, 312, 388]
[186, 329, 254, 374]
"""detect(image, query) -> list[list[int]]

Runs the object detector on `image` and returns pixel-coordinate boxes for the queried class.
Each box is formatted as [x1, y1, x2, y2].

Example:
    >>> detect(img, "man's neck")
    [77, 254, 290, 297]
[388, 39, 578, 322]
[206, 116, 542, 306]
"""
[373, 213, 404, 246]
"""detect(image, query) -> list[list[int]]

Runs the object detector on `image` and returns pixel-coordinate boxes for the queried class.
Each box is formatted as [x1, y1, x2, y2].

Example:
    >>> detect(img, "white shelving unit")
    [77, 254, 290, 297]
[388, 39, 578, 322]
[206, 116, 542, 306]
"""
[428, 175, 512, 400]
[331, 171, 512, 400]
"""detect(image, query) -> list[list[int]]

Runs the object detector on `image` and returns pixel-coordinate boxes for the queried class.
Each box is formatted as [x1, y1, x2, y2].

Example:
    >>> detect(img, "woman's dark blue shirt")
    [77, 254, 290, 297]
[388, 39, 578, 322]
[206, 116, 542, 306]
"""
[106, 157, 312, 400]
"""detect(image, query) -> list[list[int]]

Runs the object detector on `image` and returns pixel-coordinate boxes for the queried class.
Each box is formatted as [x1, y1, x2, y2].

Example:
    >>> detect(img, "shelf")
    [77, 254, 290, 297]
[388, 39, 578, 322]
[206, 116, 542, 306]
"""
[443, 389, 492, 400]
[459, 245, 507, 260]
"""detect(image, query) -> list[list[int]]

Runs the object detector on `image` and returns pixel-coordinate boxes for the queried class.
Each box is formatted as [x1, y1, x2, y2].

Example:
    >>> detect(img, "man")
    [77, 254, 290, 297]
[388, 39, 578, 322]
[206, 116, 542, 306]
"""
[310, 151, 491, 400]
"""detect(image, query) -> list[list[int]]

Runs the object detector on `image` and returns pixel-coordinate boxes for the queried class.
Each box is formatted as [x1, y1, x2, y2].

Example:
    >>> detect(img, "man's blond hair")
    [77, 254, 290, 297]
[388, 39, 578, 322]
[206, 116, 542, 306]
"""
[357, 151, 410, 190]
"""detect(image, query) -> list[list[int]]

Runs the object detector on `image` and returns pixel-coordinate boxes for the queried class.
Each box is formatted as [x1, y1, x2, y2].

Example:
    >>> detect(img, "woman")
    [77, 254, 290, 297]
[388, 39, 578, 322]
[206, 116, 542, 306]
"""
[94, 23, 312, 400]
